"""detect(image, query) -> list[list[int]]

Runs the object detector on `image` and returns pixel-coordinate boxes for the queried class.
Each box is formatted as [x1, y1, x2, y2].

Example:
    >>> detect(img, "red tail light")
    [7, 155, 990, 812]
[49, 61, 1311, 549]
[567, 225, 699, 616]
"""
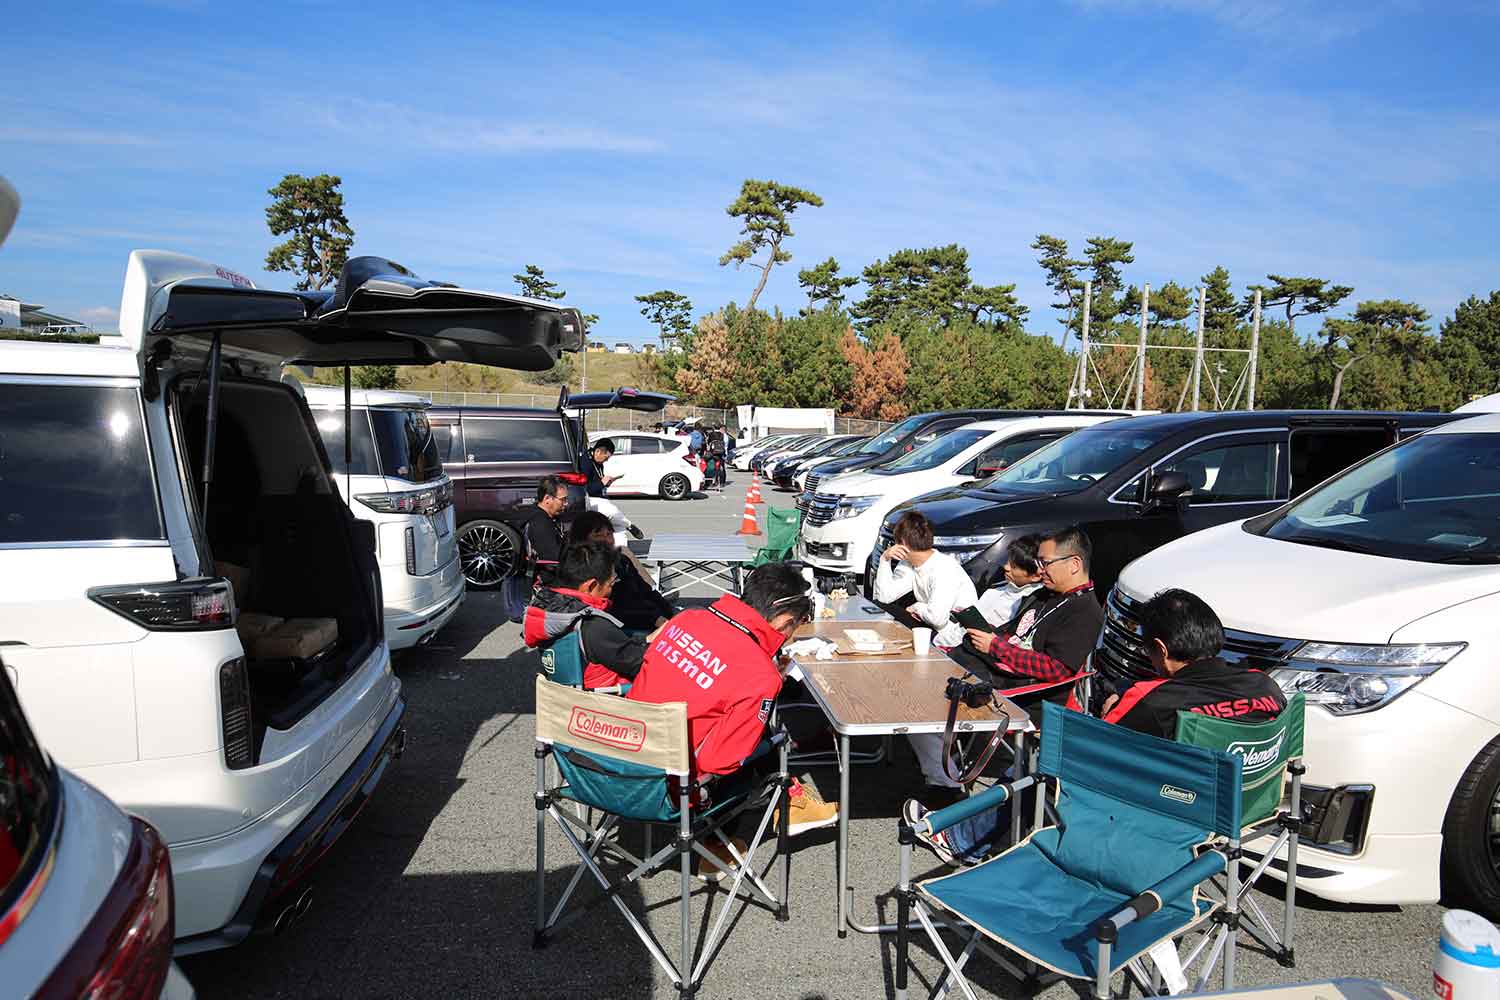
[558, 472, 588, 485]
[89, 578, 234, 631]
[36, 818, 174, 1000]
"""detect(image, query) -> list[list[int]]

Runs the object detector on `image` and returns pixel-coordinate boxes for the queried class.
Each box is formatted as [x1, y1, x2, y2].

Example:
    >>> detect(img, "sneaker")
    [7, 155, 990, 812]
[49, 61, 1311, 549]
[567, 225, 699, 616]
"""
[902, 799, 961, 867]
[773, 779, 839, 836]
[693, 835, 747, 882]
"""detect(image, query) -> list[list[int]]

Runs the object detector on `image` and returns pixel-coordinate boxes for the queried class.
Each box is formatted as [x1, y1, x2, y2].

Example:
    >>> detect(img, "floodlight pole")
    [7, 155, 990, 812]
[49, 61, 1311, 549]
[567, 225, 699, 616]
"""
[1246, 289, 1262, 411]
[1192, 286, 1206, 411]
[1135, 284, 1150, 410]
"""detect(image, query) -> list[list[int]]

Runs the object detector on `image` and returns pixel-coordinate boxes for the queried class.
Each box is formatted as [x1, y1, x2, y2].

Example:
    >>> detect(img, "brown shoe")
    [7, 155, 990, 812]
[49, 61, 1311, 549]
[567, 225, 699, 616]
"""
[773, 779, 839, 837]
[693, 835, 748, 882]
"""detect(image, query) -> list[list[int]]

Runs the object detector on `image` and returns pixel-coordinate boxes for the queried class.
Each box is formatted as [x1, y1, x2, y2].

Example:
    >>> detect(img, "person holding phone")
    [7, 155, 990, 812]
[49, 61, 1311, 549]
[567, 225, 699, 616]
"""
[936, 534, 1045, 650]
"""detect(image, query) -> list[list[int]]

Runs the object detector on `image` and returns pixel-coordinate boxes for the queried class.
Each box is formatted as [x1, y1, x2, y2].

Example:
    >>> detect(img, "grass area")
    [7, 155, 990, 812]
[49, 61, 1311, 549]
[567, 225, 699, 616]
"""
[303, 351, 666, 397]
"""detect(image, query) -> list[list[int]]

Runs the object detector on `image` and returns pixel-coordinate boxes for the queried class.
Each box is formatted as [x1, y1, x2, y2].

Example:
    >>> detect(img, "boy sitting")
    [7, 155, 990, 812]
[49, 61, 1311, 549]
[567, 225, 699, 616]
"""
[568, 511, 675, 631]
[936, 533, 1045, 651]
[524, 540, 653, 691]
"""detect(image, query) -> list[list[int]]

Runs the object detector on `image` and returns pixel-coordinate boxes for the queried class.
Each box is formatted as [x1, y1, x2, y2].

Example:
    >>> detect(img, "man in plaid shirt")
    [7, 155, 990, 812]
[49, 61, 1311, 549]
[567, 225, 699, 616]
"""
[962, 525, 1104, 690]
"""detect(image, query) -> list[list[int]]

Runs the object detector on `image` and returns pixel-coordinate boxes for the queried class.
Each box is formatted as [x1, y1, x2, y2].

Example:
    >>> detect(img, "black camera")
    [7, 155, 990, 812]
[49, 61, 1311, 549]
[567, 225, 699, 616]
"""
[945, 676, 994, 709]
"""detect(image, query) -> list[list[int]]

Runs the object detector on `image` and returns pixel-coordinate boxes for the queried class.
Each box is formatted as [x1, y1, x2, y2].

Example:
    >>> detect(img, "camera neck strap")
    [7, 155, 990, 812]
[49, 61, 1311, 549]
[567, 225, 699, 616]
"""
[941, 688, 1011, 786]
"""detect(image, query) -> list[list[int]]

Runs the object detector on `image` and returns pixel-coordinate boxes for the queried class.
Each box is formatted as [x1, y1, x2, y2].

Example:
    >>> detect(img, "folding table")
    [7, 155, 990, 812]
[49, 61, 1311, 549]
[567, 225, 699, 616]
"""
[631, 534, 752, 599]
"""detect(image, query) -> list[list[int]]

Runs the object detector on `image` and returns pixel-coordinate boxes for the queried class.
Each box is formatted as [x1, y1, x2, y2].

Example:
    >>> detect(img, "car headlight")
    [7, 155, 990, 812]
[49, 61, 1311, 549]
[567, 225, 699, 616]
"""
[1269, 641, 1465, 715]
[833, 496, 879, 520]
[933, 532, 1005, 550]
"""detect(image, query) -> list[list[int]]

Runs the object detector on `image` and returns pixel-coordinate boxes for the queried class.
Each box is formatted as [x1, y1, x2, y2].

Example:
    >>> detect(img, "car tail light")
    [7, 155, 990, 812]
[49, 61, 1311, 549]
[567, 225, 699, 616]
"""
[219, 658, 254, 770]
[684, 453, 697, 464]
[35, 819, 174, 1000]
[89, 578, 234, 631]
[404, 527, 416, 575]
[355, 480, 452, 516]
[557, 472, 588, 485]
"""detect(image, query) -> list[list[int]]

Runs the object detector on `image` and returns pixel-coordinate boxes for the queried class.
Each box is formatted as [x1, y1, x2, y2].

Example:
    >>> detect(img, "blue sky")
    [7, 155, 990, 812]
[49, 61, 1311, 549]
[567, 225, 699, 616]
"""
[3, 0, 1497, 343]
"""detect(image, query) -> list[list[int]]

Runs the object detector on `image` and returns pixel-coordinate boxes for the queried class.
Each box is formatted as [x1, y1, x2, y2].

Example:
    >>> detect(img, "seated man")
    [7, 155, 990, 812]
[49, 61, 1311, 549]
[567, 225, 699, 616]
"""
[568, 511, 675, 631]
[935, 533, 1044, 651]
[627, 562, 838, 840]
[961, 525, 1103, 691]
[516, 475, 569, 587]
[906, 587, 1287, 866]
[872, 511, 980, 806]
[523, 540, 651, 691]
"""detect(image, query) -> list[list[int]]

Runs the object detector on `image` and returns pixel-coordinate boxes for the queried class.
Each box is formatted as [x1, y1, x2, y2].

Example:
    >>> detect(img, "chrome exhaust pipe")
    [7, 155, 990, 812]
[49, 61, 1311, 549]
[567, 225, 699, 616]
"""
[391, 726, 408, 760]
[271, 887, 315, 934]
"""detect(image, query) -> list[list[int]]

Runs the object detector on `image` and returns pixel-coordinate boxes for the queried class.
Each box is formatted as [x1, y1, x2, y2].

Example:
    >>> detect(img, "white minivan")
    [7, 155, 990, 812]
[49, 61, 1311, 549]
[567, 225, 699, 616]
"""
[0, 249, 583, 948]
[799, 414, 1128, 578]
[1106, 413, 1500, 914]
[302, 386, 464, 649]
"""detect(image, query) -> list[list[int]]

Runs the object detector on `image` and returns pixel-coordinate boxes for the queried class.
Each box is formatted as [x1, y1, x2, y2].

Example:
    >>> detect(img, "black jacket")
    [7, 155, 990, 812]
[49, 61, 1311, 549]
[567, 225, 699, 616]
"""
[524, 586, 648, 683]
[610, 553, 676, 631]
[516, 504, 564, 582]
[585, 458, 608, 498]
[1104, 656, 1286, 740]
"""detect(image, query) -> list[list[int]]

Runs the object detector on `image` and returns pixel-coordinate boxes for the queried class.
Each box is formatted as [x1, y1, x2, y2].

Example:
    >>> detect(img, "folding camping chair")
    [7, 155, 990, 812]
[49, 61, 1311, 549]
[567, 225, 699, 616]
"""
[750, 506, 801, 566]
[535, 610, 629, 695]
[533, 676, 792, 1000]
[896, 701, 1245, 1000]
[1176, 693, 1306, 969]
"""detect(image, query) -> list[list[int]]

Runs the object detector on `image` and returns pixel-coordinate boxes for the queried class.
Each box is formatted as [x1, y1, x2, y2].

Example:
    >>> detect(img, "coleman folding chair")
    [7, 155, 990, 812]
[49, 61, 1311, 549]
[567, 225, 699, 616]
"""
[1176, 693, 1306, 969]
[896, 701, 1244, 1000]
[533, 676, 792, 1000]
[534, 609, 629, 695]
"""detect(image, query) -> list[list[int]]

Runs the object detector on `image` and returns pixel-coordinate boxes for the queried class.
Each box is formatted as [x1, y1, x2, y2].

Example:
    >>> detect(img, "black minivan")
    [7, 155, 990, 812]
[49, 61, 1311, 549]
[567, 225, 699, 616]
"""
[873, 410, 1461, 596]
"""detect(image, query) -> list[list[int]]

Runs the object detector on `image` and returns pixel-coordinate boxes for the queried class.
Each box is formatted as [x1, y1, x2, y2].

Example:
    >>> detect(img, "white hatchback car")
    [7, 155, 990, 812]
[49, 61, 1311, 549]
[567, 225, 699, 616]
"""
[0, 249, 582, 948]
[302, 386, 463, 650]
[799, 414, 1127, 578]
[590, 430, 704, 499]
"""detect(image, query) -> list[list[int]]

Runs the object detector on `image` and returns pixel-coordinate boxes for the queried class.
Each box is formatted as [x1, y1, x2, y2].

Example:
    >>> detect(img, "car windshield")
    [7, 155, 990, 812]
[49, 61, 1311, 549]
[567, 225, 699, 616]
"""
[983, 422, 1171, 494]
[0, 669, 57, 910]
[370, 408, 444, 483]
[877, 429, 989, 473]
[832, 437, 868, 456]
[1254, 430, 1500, 563]
[860, 414, 931, 454]
[804, 437, 849, 458]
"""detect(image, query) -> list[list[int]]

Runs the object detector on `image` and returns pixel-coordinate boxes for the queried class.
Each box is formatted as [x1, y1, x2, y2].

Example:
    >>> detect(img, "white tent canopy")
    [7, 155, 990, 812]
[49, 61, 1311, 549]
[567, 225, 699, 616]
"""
[737, 405, 834, 439]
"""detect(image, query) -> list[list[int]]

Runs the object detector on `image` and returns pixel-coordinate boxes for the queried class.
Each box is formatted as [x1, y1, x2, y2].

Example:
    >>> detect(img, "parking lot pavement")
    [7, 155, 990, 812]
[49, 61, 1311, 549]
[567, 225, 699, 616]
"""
[180, 482, 1447, 998]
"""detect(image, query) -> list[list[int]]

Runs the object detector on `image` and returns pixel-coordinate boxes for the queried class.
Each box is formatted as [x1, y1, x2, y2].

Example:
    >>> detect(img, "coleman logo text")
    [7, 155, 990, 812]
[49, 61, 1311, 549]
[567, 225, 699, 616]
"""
[1226, 732, 1285, 777]
[568, 707, 647, 751]
[1159, 784, 1198, 805]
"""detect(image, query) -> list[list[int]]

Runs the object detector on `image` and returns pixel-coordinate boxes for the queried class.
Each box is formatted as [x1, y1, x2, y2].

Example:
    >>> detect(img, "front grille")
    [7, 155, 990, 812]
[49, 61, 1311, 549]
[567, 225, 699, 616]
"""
[1096, 587, 1301, 687]
[805, 473, 824, 494]
[804, 492, 841, 527]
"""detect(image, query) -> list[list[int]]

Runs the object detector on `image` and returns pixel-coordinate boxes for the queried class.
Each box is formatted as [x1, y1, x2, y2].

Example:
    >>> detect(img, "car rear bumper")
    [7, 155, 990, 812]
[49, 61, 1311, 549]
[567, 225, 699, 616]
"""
[384, 554, 465, 649]
[173, 693, 407, 954]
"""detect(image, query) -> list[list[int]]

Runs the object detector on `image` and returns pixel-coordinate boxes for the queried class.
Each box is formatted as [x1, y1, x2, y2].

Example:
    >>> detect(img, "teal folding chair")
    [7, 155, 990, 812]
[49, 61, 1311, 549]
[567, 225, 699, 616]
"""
[750, 506, 801, 566]
[534, 677, 791, 1000]
[535, 611, 629, 695]
[1176, 694, 1306, 969]
[897, 702, 1244, 1000]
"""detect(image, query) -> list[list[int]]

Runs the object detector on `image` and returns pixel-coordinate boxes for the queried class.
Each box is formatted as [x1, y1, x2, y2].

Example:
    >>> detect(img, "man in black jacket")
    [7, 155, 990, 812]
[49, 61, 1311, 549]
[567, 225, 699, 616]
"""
[1101, 588, 1286, 737]
[517, 475, 569, 585]
[569, 511, 676, 630]
[523, 541, 655, 690]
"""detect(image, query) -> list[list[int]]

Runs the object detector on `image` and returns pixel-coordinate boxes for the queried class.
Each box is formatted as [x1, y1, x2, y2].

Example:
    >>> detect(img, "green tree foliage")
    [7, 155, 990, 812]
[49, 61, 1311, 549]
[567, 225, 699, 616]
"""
[635, 290, 694, 346]
[1202, 266, 1238, 341]
[797, 257, 858, 314]
[1031, 234, 1085, 337]
[352, 365, 401, 389]
[852, 245, 973, 327]
[1439, 292, 1500, 403]
[514, 264, 565, 300]
[719, 180, 824, 312]
[533, 355, 576, 386]
[902, 318, 1073, 412]
[264, 174, 354, 291]
[1243, 275, 1353, 337]
[1081, 237, 1136, 334]
[1321, 300, 1431, 409]
[957, 283, 1029, 327]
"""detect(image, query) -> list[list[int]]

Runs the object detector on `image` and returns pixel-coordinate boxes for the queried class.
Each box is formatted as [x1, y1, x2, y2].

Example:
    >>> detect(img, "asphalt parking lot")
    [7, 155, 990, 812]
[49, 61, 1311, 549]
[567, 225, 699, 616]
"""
[179, 482, 1446, 999]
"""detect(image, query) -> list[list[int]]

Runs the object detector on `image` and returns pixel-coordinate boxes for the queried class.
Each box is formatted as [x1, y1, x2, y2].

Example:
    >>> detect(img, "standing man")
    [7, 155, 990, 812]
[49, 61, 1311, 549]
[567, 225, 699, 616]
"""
[585, 438, 622, 498]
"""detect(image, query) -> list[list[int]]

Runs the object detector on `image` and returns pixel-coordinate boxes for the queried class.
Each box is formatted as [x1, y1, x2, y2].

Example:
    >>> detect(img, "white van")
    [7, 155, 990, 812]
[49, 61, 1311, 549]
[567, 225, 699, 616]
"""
[0, 250, 583, 948]
[1106, 413, 1500, 913]
[302, 387, 463, 650]
[799, 414, 1127, 578]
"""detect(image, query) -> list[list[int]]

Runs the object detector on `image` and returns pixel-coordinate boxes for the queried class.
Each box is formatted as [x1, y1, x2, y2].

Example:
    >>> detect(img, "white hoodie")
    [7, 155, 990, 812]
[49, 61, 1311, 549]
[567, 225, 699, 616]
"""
[935, 580, 1043, 648]
[872, 550, 978, 632]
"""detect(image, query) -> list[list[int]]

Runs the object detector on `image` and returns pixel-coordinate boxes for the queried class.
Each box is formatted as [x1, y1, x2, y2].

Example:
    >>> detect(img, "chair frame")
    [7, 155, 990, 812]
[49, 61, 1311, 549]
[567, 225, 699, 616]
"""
[533, 681, 793, 1000]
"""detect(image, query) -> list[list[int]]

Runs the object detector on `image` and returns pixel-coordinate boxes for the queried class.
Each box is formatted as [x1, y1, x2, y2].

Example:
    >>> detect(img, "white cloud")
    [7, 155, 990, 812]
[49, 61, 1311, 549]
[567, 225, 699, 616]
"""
[0, 127, 157, 146]
[77, 305, 119, 323]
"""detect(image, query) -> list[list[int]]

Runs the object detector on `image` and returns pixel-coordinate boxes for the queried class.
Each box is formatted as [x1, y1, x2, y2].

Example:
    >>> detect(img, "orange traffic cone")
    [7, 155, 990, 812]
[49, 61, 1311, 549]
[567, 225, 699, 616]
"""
[736, 497, 761, 535]
[748, 472, 764, 504]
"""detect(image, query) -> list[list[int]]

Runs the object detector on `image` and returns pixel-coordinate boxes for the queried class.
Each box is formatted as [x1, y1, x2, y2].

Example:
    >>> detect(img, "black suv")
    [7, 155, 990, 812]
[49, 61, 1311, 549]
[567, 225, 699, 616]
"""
[873, 410, 1460, 597]
[429, 386, 672, 587]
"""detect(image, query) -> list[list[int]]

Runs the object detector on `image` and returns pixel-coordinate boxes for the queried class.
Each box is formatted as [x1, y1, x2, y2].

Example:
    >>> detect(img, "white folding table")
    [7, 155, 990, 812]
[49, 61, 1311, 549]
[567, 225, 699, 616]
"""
[633, 534, 754, 599]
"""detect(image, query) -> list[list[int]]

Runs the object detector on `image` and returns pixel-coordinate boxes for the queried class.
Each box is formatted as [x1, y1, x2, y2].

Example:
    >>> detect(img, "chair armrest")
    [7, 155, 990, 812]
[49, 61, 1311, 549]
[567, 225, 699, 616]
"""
[923, 776, 1037, 836]
[1094, 850, 1227, 940]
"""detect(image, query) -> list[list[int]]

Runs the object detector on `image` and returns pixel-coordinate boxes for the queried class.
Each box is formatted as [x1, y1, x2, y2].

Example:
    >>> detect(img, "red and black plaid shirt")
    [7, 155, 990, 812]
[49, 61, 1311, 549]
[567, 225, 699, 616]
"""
[985, 582, 1096, 683]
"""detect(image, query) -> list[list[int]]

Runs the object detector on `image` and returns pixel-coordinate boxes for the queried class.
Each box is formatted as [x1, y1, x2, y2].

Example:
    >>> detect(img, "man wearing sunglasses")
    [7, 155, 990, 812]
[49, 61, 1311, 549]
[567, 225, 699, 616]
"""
[962, 524, 1104, 690]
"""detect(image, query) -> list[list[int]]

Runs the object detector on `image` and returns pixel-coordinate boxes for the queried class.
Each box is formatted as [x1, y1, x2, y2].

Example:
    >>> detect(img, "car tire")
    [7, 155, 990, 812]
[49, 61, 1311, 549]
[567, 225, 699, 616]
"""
[1441, 734, 1500, 916]
[660, 473, 691, 501]
[457, 519, 523, 589]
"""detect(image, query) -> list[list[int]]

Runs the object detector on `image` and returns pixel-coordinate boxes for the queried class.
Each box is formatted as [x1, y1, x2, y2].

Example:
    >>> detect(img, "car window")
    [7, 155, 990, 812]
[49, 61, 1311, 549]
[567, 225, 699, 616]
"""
[369, 408, 444, 483]
[860, 414, 932, 454]
[880, 429, 988, 472]
[464, 416, 571, 463]
[0, 383, 164, 544]
[430, 421, 463, 462]
[0, 672, 57, 910]
[630, 437, 664, 455]
[975, 432, 1065, 476]
[1160, 440, 1282, 503]
[987, 422, 1174, 495]
[597, 436, 630, 456]
[312, 409, 381, 477]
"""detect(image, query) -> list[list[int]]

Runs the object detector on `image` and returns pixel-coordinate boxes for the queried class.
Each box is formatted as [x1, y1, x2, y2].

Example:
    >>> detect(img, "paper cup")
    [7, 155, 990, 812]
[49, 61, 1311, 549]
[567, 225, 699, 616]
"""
[812, 592, 827, 619]
[912, 627, 933, 655]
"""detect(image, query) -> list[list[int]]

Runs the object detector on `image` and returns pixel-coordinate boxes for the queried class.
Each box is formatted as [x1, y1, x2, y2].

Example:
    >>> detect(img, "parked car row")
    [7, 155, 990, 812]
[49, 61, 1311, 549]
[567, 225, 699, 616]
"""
[0, 239, 588, 989]
[793, 402, 1500, 917]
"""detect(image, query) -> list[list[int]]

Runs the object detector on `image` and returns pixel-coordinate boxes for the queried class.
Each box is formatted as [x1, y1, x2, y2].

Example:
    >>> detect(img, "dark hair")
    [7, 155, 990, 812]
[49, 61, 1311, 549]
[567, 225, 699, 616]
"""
[741, 562, 811, 625]
[568, 511, 615, 544]
[1139, 588, 1224, 663]
[536, 475, 566, 504]
[556, 540, 617, 590]
[892, 511, 934, 551]
[592, 438, 616, 455]
[1005, 534, 1043, 575]
[1045, 524, 1092, 574]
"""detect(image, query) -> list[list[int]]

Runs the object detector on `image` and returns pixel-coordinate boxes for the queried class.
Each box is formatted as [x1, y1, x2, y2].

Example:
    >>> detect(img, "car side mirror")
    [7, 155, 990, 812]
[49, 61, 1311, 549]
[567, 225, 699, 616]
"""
[1143, 470, 1191, 512]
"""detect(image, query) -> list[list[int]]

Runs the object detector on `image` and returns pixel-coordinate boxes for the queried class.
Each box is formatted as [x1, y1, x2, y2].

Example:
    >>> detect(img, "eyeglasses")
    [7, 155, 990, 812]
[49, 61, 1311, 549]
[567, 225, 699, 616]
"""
[1038, 553, 1080, 568]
